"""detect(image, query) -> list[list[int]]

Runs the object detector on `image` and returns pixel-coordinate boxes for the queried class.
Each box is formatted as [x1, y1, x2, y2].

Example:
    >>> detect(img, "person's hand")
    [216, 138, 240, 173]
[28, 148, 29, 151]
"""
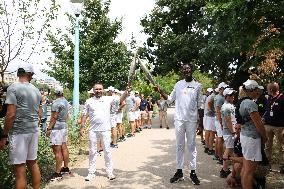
[153, 85, 161, 93]
[0, 138, 7, 150]
[46, 129, 51, 137]
[80, 128, 85, 137]
[262, 135, 267, 145]
[226, 174, 238, 188]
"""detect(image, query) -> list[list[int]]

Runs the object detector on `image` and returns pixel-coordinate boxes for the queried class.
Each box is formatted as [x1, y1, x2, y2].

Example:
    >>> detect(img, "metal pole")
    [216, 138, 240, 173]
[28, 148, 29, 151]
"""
[73, 14, 80, 128]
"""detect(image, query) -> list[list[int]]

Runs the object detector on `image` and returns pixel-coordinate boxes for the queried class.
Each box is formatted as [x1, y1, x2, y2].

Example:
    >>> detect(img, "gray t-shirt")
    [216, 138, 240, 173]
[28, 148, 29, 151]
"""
[239, 99, 260, 139]
[157, 99, 168, 111]
[221, 102, 237, 135]
[125, 95, 135, 112]
[205, 93, 215, 117]
[5, 82, 41, 134]
[214, 94, 225, 110]
[51, 97, 69, 130]
[110, 95, 120, 115]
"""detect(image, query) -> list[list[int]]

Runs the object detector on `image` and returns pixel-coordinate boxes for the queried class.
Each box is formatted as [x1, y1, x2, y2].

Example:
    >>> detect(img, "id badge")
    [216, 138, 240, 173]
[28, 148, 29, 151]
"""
[270, 111, 273, 117]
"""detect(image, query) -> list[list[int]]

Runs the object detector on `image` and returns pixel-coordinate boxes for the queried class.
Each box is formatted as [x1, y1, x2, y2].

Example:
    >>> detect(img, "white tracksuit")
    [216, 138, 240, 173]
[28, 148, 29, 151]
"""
[83, 96, 115, 175]
[168, 79, 203, 170]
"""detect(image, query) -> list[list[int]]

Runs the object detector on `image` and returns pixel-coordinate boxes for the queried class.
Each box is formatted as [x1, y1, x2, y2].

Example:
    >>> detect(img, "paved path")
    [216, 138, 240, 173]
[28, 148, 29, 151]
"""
[45, 108, 236, 189]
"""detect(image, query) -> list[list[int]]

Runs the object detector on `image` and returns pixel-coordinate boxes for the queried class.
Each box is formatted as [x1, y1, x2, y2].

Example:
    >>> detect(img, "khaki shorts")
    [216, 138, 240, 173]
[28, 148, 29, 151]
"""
[140, 111, 148, 119]
[9, 132, 39, 165]
[50, 129, 68, 146]
[148, 111, 153, 119]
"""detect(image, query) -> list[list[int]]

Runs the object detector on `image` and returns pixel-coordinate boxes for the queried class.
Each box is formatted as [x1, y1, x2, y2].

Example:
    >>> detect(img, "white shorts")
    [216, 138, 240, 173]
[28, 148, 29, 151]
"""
[50, 129, 68, 146]
[215, 119, 223, 137]
[116, 112, 123, 124]
[9, 132, 39, 165]
[223, 135, 234, 149]
[127, 111, 136, 122]
[110, 115, 117, 128]
[204, 116, 215, 131]
[240, 134, 262, 161]
[207, 116, 216, 131]
[135, 110, 140, 120]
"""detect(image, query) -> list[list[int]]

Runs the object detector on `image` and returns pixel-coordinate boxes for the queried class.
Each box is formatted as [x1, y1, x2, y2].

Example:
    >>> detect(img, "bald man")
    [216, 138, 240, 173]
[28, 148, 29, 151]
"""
[263, 82, 284, 174]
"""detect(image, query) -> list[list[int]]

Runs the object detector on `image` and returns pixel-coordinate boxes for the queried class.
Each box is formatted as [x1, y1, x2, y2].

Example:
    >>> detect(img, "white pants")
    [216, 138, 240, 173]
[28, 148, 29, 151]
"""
[175, 120, 197, 170]
[88, 130, 113, 175]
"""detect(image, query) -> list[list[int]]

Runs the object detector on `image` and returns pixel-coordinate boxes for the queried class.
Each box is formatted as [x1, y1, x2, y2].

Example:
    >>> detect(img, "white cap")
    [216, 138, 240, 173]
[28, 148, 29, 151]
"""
[243, 79, 260, 90]
[258, 85, 264, 90]
[218, 82, 229, 89]
[18, 63, 34, 73]
[223, 88, 236, 96]
[55, 86, 63, 94]
[87, 89, 94, 94]
[105, 86, 115, 92]
[215, 88, 219, 93]
[114, 89, 120, 93]
[206, 88, 214, 93]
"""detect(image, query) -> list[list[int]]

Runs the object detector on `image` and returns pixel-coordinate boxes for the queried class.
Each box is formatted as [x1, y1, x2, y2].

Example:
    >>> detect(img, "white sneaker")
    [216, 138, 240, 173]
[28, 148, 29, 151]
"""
[85, 173, 95, 181]
[108, 173, 116, 180]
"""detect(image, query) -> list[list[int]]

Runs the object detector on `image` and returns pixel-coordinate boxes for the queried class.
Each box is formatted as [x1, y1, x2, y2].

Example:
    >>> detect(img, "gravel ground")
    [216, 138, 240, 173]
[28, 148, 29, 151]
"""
[45, 108, 284, 189]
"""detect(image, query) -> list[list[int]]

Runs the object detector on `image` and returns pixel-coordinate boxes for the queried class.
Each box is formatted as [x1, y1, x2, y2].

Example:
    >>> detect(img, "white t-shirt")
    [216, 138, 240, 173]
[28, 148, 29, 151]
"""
[168, 79, 202, 122]
[83, 96, 114, 131]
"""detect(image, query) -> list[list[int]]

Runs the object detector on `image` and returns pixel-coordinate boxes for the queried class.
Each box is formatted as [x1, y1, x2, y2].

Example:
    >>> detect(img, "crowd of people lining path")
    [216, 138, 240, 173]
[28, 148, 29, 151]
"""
[0, 62, 283, 189]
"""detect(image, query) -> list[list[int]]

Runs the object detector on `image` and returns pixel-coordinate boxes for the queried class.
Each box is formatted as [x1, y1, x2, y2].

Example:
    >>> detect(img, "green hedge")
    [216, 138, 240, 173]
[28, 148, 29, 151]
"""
[0, 133, 54, 188]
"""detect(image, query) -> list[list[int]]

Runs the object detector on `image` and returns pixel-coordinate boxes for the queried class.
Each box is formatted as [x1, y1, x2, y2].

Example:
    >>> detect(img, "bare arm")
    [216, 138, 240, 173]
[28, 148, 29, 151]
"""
[47, 111, 59, 131]
[155, 86, 168, 100]
[250, 111, 267, 142]
[3, 104, 16, 135]
[216, 106, 222, 126]
[224, 115, 234, 133]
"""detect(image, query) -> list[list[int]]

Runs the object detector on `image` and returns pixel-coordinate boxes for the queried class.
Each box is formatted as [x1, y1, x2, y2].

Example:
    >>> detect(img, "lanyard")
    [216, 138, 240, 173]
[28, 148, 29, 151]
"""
[269, 93, 282, 110]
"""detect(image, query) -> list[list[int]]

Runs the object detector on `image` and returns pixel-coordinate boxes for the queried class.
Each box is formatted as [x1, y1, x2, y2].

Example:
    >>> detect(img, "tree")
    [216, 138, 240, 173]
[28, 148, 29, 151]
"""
[0, 0, 59, 84]
[46, 0, 131, 93]
[141, 0, 207, 75]
[141, 0, 284, 88]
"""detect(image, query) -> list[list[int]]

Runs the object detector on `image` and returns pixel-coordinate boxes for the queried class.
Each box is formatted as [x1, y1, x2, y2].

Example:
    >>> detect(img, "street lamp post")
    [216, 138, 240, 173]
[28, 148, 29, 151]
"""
[70, 0, 83, 128]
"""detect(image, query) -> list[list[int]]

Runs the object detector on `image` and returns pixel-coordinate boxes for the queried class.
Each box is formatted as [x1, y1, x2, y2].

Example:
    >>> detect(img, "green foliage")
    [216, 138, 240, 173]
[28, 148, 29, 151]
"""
[193, 70, 214, 91]
[0, 133, 54, 188]
[141, 0, 284, 88]
[46, 0, 131, 93]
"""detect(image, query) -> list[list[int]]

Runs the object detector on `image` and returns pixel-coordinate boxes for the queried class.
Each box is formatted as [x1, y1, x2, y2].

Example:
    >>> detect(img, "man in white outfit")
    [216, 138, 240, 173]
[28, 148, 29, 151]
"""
[80, 83, 126, 181]
[156, 63, 202, 185]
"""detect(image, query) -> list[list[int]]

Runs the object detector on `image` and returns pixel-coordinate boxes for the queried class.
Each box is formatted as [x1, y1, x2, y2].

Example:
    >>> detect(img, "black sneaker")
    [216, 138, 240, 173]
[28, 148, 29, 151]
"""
[217, 159, 223, 165]
[139, 127, 142, 131]
[110, 143, 118, 148]
[160, 125, 162, 128]
[50, 172, 63, 181]
[204, 148, 209, 153]
[220, 169, 231, 178]
[207, 149, 214, 155]
[190, 173, 200, 185]
[170, 171, 184, 183]
[127, 133, 135, 137]
[135, 129, 140, 133]
[60, 167, 71, 174]
[166, 127, 169, 129]
[117, 138, 123, 142]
